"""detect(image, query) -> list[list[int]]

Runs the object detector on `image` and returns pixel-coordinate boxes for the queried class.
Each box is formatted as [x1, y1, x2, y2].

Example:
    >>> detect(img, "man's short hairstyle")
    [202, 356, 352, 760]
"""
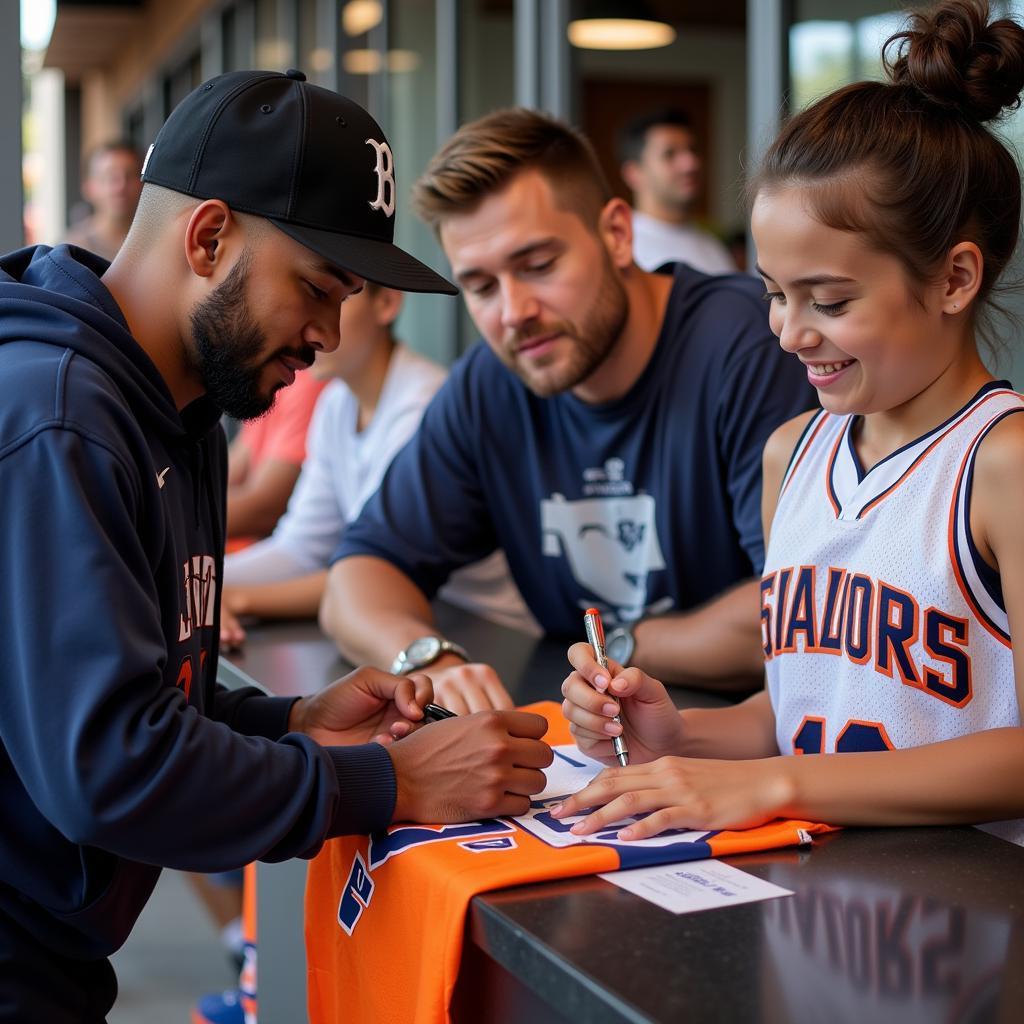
[618, 108, 693, 166]
[412, 108, 612, 231]
[82, 140, 142, 180]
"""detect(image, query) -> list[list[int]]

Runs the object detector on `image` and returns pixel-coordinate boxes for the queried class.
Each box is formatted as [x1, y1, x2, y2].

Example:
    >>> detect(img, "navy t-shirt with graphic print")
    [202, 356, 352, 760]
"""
[335, 264, 818, 635]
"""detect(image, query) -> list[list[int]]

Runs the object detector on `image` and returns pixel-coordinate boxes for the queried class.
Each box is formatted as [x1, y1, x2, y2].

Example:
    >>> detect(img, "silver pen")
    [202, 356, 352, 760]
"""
[583, 607, 629, 767]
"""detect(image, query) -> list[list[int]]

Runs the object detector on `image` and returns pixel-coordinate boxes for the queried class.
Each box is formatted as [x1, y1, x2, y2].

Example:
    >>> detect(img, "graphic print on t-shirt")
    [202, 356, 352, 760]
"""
[540, 459, 672, 624]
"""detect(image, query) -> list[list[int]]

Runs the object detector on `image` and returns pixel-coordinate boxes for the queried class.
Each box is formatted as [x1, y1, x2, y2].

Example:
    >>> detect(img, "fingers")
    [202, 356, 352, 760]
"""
[508, 735, 556, 770]
[219, 620, 246, 651]
[435, 667, 514, 714]
[560, 678, 623, 735]
[435, 681, 471, 716]
[497, 709, 550, 740]
[568, 789, 669, 836]
[504, 767, 549, 796]
[566, 642, 612, 689]
[393, 674, 430, 721]
[549, 765, 650, 820]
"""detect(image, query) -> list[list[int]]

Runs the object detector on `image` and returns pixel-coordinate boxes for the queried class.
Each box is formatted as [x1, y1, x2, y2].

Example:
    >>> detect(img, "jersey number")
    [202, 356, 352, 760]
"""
[793, 716, 893, 754]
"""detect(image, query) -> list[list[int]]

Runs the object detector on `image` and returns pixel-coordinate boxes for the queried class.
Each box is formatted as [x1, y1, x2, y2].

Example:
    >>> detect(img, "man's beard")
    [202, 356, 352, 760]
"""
[187, 251, 313, 420]
[500, 254, 629, 398]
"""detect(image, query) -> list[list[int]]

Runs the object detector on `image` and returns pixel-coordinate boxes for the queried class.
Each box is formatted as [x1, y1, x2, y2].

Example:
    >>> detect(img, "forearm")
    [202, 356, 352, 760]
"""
[320, 556, 437, 667]
[777, 728, 1024, 826]
[226, 485, 290, 538]
[632, 580, 763, 691]
[226, 571, 327, 621]
[679, 691, 779, 760]
[226, 460, 301, 538]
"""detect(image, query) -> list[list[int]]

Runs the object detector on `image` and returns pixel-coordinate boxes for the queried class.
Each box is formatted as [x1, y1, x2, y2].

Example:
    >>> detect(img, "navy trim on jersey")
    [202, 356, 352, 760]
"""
[950, 407, 1024, 644]
[964, 456, 1005, 612]
[779, 408, 826, 496]
[846, 379, 1011, 481]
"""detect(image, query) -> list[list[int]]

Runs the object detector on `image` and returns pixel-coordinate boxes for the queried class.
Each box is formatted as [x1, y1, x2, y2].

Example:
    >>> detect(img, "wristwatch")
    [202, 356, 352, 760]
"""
[605, 623, 638, 666]
[390, 636, 470, 675]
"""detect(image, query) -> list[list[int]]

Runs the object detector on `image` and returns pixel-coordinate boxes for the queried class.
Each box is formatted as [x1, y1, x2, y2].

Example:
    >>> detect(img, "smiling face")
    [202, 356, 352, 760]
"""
[750, 186, 961, 419]
[439, 169, 628, 397]
[187, 224, 363, 419]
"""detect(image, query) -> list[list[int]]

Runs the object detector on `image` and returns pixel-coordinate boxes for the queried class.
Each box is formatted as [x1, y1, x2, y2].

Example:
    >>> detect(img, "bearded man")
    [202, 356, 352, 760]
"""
[321, 107, 816, 712]
[0, 73, 556, 1022]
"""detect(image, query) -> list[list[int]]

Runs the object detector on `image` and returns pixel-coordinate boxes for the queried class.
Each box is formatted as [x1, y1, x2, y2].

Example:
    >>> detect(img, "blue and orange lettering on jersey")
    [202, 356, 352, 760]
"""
[783, 566, 817, 653]
[764, 565, 977, 711]
[761, 573, 777, 659]
[844, 574, 875, 665]
[875, 582, 921, 687]
[817, 568, 848, 655]
[368, 820, 514, 869]
[922, 608, 973, 707]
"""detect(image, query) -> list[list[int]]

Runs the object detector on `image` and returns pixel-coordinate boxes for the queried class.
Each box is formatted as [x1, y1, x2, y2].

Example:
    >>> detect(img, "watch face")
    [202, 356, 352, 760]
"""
[606, 629, 633, 666]
[406, 636, 441, 666]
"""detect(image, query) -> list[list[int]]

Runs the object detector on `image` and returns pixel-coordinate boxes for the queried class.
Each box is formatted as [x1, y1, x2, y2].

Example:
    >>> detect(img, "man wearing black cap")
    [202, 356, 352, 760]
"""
[0, 70, 551, 1021]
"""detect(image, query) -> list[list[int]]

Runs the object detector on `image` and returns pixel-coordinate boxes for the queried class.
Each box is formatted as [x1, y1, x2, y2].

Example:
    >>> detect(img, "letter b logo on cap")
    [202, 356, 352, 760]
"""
[366, 138, 395, 218]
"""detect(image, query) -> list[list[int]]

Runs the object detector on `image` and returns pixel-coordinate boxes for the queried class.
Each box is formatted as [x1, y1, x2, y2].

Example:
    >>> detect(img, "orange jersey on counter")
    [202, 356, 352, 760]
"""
[305, 702, 834, 1024]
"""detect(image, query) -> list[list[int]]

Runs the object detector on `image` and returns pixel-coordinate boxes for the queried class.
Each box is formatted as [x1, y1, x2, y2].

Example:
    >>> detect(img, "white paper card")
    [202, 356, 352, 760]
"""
[598, 859, 793, 915]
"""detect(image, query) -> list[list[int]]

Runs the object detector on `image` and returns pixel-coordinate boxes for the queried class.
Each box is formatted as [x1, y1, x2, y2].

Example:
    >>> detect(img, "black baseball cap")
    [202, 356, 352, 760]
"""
[141, 69, 456, 295]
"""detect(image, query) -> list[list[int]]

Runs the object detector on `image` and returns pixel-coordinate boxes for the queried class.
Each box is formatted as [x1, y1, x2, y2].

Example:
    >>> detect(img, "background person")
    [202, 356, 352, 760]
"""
[64, 141, 144, 261]
[619, 108, 735, 275]
[219, 281, 533, 647]
[224, 365, 326, 542]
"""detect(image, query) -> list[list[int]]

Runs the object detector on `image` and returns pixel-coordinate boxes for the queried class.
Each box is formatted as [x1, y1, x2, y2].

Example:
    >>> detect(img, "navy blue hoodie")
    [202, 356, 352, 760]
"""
[0, 246, 396, 962]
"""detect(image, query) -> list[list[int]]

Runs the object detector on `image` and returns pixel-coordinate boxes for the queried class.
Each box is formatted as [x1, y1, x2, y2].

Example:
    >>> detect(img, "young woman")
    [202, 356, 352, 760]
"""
[555, 0, 1024, 844]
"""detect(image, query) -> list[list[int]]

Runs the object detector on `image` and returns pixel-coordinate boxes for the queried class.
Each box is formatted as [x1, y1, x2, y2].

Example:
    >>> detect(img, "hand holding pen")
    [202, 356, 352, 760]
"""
[583, 608, 629, 767]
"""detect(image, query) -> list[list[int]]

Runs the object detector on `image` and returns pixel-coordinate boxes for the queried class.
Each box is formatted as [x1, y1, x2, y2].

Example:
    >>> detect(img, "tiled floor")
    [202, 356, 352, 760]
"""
[109, 869, 239, 1024]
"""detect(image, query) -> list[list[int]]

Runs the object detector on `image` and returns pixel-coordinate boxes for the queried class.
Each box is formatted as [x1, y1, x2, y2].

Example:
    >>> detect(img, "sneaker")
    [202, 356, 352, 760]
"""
[191, 988, 244, 1024]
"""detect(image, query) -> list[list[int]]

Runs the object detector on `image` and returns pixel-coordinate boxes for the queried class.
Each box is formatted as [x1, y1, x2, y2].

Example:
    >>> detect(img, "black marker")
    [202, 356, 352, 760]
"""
[422, 702, 457, 723]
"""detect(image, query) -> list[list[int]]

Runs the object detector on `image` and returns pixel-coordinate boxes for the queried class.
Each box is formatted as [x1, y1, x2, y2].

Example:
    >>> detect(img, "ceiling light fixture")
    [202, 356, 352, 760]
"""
[568, 2, 676, 51]
[342, 0, 383, 37]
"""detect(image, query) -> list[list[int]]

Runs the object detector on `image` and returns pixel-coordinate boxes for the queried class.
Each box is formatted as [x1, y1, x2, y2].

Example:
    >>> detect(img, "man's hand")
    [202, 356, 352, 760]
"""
[430, 658, 514, 714]
[561, 642, 685, 764]
[388, 710, 553, 822]
[288, 667, 433, 747]
[219, 598, 247, 651]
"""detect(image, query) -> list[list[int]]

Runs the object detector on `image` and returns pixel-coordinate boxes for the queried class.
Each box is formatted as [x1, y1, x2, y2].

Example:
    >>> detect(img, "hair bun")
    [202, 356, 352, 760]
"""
[885, 0, 1024, 122]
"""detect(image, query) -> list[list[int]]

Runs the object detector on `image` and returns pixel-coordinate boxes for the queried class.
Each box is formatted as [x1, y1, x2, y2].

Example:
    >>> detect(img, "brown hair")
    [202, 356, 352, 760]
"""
[754, 0, 1024, 316]
[412, 107, 612, 230]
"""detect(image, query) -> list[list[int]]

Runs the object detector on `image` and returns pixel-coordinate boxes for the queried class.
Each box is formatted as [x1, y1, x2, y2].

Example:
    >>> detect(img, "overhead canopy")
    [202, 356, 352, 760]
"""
[43, 1, 144, 83]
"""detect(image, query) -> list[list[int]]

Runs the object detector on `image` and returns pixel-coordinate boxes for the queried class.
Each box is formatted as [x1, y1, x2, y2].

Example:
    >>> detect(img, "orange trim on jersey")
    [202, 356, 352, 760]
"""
[824, 422, 847, 518]
[856, 390, 1017, 521]
[779, 410, 829, 500]
[946, 415, 1013, 649]
[836, 719, 895, 751]
[874, 582, 921, 688]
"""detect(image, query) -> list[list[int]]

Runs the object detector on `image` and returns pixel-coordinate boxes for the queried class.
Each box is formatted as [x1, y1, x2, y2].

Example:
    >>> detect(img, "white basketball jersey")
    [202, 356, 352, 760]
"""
[763, 382, 1024, 843]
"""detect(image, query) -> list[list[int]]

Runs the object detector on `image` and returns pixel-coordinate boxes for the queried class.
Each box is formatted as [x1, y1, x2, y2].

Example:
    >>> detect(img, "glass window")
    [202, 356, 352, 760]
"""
[788, 1, 1024, 384]
[386, 0, 451, 364]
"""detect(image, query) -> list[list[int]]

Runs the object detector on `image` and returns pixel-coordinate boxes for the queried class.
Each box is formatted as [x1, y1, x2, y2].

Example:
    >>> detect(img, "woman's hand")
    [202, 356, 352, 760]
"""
[561, 642, 685, 764]
[550, 755, 795, 840]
